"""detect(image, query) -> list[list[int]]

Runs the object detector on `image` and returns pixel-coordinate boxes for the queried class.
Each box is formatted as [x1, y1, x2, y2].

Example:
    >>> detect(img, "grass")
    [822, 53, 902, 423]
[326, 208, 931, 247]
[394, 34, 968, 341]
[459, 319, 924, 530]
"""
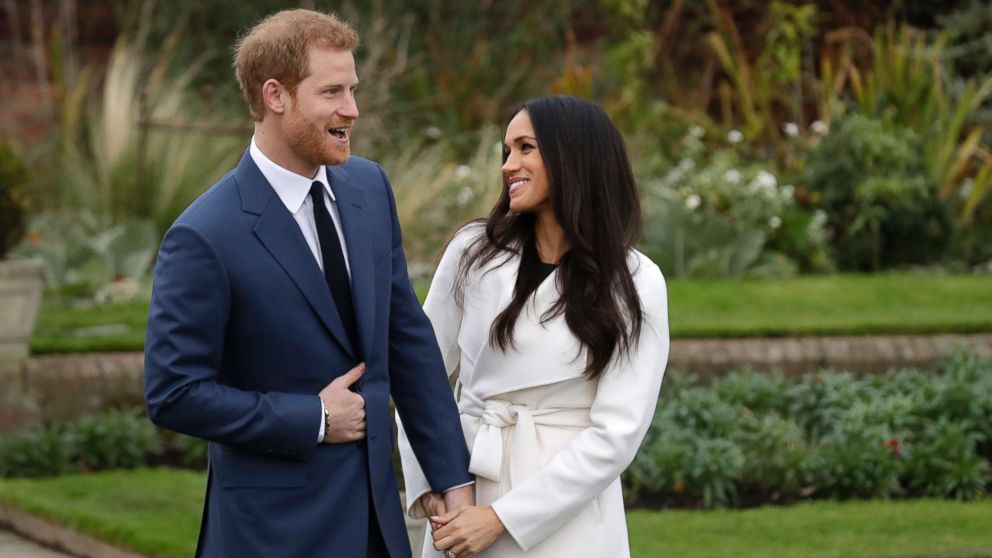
[0, 469, 203, 558]
[29, 274, 992, 354]
[627, 499, 992, 558]
[0, 469, 989, 558]
[666, 273, 992, 338]
[31, 298, 149, 354]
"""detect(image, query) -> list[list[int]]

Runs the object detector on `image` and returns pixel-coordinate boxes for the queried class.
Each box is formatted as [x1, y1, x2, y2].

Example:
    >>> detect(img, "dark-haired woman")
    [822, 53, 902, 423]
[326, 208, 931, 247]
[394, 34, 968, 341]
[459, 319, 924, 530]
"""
[397, 95, 669, 558]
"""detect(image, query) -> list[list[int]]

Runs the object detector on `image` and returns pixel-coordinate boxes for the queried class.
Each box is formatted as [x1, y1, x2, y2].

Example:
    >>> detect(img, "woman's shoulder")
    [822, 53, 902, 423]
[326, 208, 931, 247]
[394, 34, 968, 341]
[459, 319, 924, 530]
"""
[448, 221, 487, 252]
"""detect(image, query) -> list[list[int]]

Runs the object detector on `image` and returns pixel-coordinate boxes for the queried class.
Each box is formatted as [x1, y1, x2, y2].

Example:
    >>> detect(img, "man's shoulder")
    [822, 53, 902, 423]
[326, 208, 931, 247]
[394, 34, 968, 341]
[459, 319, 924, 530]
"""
[172, 168, 241, 231]
[331, 155, 390, 188]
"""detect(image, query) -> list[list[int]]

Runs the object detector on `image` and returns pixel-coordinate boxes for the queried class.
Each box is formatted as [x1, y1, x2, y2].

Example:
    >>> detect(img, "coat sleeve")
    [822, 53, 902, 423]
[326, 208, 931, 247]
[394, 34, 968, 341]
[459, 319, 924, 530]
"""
[143, 223, 322, 460]
[490, 261, 670, 551]
[395, 225, 477, 518]
[381, 168, 473, 513]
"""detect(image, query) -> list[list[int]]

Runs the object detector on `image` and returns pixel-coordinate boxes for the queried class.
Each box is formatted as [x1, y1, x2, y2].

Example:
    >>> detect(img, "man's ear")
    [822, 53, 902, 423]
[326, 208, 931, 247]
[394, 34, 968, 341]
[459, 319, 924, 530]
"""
[262, 79, 289, 115]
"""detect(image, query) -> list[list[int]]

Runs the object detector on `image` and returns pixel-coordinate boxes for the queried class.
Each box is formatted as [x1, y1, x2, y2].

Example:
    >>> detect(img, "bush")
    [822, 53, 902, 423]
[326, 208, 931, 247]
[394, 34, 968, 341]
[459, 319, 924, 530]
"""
[68, 408, 163, 470]
[905, 419, 989, 500]
[736, 414, 811, 500]
[0, 408, 163, 478]
[628, 353, 992, 509]
[0, 428, 72, 478]
[0, 142, 29, 259]
[810, 419, 904, 499]
[802, 114, 952, 270]
[638, 128, 833, 278]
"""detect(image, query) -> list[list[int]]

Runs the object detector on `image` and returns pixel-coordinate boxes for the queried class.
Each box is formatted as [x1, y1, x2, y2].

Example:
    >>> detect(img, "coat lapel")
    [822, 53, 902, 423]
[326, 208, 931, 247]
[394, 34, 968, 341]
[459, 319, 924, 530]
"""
[235, 151, 357, 359]
[327, 165, 376, 360]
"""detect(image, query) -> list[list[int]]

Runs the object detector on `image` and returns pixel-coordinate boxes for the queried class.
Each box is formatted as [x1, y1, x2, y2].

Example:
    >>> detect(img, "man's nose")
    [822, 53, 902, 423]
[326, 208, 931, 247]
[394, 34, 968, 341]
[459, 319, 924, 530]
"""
[339, 92, 359, 119]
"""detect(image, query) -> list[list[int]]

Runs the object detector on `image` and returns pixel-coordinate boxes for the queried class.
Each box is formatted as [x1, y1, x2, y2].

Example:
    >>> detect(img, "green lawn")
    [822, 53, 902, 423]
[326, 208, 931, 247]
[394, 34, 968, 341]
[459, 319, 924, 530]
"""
[30, 274, 992, 353]
[1, 469, 990, 558]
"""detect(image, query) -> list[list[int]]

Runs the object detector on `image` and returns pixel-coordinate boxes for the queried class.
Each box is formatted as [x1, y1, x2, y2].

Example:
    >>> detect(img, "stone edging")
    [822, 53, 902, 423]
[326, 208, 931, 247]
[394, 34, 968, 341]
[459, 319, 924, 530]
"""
[0, 502, 149, 558]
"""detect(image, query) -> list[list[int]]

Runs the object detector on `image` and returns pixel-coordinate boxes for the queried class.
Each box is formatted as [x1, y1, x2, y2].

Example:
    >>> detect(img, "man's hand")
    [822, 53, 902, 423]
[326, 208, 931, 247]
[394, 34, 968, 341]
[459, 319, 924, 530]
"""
[430, 505, 505, 558]
[319, 363, 366, 443]
[442, 484, 474, 514]
[419, 492, 447, 532]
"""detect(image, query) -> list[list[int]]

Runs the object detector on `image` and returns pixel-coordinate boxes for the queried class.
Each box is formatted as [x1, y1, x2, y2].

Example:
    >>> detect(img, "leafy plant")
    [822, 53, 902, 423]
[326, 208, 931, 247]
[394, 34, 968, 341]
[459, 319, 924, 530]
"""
[0, 142, 29, 259]
[802, 113, 951, 270]
[905, 418, 989, 500]
[0, 428, 72, 478]
[67, 408, 163, 471]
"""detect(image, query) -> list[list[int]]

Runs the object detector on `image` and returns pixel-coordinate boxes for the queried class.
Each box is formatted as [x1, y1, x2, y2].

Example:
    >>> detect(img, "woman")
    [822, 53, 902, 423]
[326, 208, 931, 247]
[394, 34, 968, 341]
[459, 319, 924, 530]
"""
[397, 95, 669, 558]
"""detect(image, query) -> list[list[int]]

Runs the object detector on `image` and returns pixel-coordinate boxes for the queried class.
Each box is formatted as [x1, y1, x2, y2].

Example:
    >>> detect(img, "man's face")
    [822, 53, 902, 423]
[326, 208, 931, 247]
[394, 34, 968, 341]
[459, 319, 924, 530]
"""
[283, 46, 359, 168]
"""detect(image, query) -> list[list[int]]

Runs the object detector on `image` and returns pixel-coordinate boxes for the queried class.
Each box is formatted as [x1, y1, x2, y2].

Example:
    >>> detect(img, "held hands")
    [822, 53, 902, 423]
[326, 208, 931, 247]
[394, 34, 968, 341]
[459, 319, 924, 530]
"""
[430, 505, 505, 558]
[420, 484, 474, 531]
[319, 363, 366, 443]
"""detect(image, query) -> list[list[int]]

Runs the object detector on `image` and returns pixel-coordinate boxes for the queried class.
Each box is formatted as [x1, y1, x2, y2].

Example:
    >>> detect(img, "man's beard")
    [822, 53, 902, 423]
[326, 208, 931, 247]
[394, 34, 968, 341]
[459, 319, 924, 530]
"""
[285, 107, 350, 168]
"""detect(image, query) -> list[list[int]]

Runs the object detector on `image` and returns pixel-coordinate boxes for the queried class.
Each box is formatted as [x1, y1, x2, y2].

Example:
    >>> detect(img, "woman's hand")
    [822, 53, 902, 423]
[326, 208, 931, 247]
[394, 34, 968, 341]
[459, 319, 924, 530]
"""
[430, 505, 506, 557]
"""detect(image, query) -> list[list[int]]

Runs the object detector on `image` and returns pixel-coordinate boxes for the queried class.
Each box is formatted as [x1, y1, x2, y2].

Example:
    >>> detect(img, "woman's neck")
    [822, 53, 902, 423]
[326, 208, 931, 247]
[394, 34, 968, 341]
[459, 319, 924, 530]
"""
[534, 211, 568, 264]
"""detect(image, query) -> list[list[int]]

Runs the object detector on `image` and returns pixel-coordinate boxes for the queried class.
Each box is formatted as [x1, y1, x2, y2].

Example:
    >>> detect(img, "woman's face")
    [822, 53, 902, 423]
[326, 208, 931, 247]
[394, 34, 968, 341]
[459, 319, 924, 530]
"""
[502, 110, 551, 215]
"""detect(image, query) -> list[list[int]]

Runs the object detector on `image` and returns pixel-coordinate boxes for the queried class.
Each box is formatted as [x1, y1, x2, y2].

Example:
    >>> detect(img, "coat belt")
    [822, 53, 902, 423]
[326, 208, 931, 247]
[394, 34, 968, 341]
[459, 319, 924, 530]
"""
[458, 389, 592, 485]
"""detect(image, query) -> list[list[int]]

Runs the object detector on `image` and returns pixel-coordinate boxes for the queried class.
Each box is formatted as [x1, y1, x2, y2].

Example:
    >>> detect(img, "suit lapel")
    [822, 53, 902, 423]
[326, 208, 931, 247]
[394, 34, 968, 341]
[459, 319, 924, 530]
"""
[235, 151, 357, 359]
[327, 165, 376, 360]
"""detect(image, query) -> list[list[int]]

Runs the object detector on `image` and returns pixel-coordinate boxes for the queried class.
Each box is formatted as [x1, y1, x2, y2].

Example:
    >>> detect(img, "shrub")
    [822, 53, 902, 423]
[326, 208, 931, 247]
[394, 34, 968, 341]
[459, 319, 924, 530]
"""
[712, 370, 789, 416]
[67, 408, 163, 470]
[0, 142, 29, 259]
[735, 414, 811, 500]
[802, 114, 952, 270]
[905, 418, 989, 500]
[0, 428, 72, 478]
[785, 371, 873, 440]
[810, 419, 904, 499]
[0, 408, 163, 478]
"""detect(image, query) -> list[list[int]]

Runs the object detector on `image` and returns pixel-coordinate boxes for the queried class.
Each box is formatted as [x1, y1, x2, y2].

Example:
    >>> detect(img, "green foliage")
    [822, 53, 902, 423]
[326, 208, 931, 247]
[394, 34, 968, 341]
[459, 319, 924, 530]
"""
[15, 213, 157, 300]
[906, 418, 989, 500]
[802, 114, 951, 270]
[0, 142, 29, 259]
[0, 408, 163, 478]
[627, 352, 992, 508]
[639, 128, 832, 278]
[67, 409, 163, 471]
[0, 429, 73, 478]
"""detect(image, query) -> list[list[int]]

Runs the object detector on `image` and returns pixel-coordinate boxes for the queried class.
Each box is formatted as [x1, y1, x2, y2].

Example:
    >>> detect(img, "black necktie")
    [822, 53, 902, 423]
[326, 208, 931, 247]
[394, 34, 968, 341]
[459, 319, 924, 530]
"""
[310, 181, 358, 350]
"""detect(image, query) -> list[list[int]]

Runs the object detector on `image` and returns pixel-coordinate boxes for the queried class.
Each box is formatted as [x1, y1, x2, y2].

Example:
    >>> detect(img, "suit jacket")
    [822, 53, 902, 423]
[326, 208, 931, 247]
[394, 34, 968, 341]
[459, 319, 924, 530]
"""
[144, 151, 472, 558]
[397, 226, 669, 557]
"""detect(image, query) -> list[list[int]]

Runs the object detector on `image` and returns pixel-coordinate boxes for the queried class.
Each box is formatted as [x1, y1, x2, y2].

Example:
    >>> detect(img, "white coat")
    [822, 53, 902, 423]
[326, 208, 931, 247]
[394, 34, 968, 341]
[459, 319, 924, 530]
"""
[397, 226, 669, 557]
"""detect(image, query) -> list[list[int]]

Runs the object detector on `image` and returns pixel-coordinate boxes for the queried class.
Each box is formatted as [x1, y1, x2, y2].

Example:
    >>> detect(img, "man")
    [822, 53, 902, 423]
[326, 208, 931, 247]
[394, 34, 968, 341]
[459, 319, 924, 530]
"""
[144, 9, 472, 558]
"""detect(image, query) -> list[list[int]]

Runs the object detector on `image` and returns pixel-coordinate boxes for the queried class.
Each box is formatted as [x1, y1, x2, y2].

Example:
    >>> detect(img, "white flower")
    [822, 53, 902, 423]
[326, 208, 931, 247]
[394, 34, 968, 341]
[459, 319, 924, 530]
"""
[685, 194, 702, 210]
[689, 125, 705, 138]
[727, 129, 744, 143]
[425, 126, 442, 139]
[960, 178, 974, 199]
[455, 164, 472, 179]
[677, 158, 696, 172]
[769, 216, 782, 229]
[749, 170, 778, 193]
[782, 184, 795, 199]
[812, 209, 828, 227]
[811, 120, 829, 135]
[783, 122, 799, 137]
[722, 169, 743, 184]
[456, 186, 473, 206]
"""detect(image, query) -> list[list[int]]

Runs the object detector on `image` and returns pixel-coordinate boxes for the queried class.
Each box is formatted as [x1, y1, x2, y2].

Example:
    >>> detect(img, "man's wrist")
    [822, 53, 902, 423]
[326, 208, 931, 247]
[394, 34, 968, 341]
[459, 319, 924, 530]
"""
[322, 400, 331, 440]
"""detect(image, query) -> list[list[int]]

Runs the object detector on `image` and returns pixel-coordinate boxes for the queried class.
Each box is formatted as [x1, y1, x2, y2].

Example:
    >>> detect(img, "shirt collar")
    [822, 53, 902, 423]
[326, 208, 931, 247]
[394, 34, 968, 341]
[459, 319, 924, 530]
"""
[249, 136, 335, 214]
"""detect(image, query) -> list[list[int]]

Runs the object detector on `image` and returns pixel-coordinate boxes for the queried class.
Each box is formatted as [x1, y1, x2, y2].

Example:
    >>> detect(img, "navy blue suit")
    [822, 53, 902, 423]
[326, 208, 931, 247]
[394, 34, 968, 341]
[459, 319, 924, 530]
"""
[144, 152, 471, 557]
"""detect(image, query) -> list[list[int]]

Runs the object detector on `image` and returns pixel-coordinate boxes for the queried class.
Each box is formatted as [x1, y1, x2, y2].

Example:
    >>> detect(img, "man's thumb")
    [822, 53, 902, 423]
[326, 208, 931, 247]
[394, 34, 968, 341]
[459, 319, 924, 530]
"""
[331, 363, 366, 387]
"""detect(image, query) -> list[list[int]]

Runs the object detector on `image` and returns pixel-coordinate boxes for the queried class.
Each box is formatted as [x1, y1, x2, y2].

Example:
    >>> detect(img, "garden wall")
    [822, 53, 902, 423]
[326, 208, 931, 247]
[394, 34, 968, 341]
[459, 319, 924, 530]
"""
[2, 333, 991, 431]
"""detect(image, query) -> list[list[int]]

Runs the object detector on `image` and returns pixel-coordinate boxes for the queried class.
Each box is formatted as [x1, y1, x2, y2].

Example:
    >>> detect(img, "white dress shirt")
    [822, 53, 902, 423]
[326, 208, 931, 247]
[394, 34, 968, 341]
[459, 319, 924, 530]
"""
[249, 137, 349, 442]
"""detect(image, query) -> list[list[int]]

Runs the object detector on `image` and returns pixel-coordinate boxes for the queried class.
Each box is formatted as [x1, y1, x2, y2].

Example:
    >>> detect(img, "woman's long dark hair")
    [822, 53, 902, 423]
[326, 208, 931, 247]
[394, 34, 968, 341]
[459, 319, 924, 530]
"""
[453, 95, 643, 379]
